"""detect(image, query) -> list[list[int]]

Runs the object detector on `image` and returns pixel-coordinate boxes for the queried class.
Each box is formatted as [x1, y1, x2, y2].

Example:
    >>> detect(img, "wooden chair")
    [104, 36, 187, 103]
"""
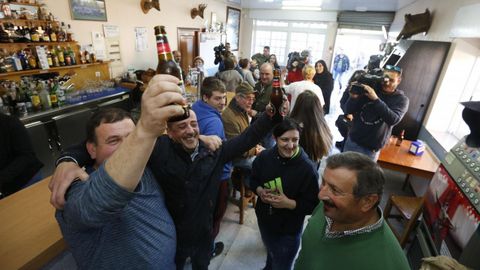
[384, 195, 425, 248]
[230, 167, 256, 224]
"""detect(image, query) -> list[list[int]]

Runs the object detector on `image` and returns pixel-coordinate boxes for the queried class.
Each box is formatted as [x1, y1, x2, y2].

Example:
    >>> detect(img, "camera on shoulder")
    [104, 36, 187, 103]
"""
[214, 43, 227, 65]
[350, 73, 388, 95]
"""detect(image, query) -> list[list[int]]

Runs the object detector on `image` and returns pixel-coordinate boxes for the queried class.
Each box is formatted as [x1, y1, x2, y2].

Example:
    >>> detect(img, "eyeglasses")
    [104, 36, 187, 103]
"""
[384, 65, 402, 74]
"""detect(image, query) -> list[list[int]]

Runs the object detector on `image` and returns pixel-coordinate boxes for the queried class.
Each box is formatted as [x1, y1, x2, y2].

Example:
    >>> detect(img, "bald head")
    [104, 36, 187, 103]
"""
[260, 63, 274, 85]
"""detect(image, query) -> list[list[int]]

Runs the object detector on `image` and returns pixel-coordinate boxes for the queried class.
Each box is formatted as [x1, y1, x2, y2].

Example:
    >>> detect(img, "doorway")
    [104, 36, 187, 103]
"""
[177, 28, 200, 72]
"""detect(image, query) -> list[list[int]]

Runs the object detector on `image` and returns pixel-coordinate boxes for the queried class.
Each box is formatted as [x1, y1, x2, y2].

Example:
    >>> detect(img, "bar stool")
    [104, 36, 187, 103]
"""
[384, 195, 424, 248]
[230, 167, 256, 224]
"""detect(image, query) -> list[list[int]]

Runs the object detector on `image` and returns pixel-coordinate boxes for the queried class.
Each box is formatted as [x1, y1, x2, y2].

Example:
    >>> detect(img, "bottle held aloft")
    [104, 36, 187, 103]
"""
[154, 25, 189, 121]
[270, 68, 284, 122]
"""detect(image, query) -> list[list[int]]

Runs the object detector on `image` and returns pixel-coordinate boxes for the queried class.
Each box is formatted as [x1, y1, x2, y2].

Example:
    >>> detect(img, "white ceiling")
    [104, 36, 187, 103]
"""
[235, 0, 418, 12]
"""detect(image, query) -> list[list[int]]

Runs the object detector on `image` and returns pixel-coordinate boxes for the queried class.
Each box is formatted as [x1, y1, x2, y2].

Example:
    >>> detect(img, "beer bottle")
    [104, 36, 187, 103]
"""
[270, 68, 284, 122]
[154, 26, 184, 88]
[396, 129, 405, 146]
[154, 25, 188, 120]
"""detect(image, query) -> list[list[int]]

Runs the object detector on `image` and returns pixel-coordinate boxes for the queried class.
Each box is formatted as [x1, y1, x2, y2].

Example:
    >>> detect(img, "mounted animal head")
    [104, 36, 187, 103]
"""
[396, 9, 432, 41]
[140, 0, 160, 14]
[191, 4, 207, 19]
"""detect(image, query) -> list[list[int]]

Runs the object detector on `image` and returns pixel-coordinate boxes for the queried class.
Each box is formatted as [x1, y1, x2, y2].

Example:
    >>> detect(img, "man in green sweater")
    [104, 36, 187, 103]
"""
[294, 152, 410, 270]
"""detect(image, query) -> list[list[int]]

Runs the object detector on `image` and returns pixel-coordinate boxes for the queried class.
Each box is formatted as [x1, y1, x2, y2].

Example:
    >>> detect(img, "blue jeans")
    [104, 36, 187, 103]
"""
[257, 219, 301, 270]
[343, 136, 380, 161]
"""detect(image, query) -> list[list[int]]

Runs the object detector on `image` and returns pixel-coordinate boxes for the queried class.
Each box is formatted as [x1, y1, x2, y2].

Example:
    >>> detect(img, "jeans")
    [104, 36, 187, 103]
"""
[175, 236, 212, 270]
[343, 136, 380, 161]
[257, 219, 301, 270]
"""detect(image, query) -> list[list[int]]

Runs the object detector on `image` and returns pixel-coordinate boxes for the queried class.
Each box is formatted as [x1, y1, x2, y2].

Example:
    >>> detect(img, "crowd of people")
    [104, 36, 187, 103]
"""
[0, 42, 411, 269]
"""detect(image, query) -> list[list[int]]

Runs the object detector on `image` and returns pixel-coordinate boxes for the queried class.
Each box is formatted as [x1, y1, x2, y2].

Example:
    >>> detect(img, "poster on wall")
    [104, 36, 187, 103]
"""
[226, 7, 240, 51]
[70, 0, 107, 21]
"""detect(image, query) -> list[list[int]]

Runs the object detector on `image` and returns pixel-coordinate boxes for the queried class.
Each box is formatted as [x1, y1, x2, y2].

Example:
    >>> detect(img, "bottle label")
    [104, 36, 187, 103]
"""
[50, 95, 58, 103]
[156, 34, 171, 54]
[31, 95, 41, 106]
[31, 33, 40, 42]
[272, 79, 280, 88]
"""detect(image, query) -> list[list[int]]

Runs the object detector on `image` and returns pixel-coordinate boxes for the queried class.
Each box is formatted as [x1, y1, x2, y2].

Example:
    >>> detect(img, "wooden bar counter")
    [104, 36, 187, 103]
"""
[0, 177, 65, 270]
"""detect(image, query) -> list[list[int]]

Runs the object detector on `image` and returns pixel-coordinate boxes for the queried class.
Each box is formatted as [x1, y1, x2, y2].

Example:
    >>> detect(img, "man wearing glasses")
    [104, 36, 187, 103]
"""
[294, 152, 409, 270]
[222, 82, 263, 188]
[342, 65, 409, 160]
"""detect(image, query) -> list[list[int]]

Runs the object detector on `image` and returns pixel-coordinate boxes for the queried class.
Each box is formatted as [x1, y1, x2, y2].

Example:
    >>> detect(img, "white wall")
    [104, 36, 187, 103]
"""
[389, 0, 480, 126]
[43, 0, 239, 72]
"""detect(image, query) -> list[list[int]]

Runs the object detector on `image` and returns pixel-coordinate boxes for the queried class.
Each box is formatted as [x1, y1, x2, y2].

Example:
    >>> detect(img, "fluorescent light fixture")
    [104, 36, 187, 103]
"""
[281, 6, 322, 11]
[282, 0, 322, 7]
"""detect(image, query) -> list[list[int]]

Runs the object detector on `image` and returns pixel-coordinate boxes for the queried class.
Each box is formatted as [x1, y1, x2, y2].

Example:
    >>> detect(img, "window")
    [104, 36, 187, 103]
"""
[425, 39, 480, 150]
[251, 20, 328, 66]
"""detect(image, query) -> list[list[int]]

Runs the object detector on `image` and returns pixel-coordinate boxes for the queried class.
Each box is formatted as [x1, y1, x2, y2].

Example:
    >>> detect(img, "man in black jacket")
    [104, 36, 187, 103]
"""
[49, 74, 286, 270]
[0, 113, 42, 198]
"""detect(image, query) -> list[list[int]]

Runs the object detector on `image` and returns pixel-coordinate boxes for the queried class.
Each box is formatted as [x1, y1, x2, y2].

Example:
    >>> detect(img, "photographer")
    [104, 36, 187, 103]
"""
[343, 65, 409, 160]
[214, 42, 231, 72]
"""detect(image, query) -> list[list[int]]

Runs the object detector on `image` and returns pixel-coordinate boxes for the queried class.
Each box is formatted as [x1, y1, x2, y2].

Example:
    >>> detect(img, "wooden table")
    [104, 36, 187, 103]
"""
[378, 137, 440, 184]
[0, 177, 66, 270]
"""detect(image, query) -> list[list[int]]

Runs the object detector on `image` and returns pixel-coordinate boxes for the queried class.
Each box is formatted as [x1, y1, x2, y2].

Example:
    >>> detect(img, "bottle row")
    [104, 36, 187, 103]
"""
[0, 77, 70, 116]
[0, 45, 97, 73]
[0, 21, 74, 43]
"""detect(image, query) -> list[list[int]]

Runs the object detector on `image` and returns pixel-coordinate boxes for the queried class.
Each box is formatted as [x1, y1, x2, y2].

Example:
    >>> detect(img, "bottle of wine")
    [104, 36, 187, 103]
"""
[396, 129, 405, 146]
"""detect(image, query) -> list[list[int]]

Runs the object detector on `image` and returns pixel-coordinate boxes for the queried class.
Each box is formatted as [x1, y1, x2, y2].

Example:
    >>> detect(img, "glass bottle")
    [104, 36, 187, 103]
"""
[154, 25, 185, 92]
[49, 80, 58, 108]
[56, 46, 65, 66]
[66, 24, 74, 41]
[396, 129, 405, 146]
[270, 68, 283, 122]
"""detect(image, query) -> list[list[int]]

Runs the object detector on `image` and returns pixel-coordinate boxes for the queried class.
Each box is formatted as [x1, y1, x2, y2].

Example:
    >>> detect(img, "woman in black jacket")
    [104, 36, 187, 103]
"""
[251, 118, 319, 270]
[313, 60, 334, 114]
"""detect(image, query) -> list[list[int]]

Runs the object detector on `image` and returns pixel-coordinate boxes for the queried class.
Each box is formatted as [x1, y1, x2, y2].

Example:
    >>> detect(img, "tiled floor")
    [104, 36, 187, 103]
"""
[44, 80, 414, 269]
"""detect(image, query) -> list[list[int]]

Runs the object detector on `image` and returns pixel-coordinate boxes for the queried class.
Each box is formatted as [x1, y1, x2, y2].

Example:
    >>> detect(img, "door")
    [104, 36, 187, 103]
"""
[177, 28, 199, 72]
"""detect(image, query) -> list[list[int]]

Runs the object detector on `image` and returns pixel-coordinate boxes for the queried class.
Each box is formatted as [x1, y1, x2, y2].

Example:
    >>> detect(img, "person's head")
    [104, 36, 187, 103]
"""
[272, 118, 302, 158]
[238, 58, 250, 69]
[250, 59, 258, 68]
[259, 63, 274, 85]
[173, 50, 181, 63]
[302, 65, 316, 81]
[290, 90, 332, 162]
[319, 152, 385, 228]
[263, 46, 270, 56]
[201, 77, 226, 112]
[193, 56, 204, 68]
[225, 42, 231, 51]
[382, 65, 402, 94]
[269, 54, 277, 65]
[315, 60, 329, 74]
[223, 57, 235, 70]
[85, 108, 135, 168]
[167, 110, 200, 152]
[234, 82, 255, 111]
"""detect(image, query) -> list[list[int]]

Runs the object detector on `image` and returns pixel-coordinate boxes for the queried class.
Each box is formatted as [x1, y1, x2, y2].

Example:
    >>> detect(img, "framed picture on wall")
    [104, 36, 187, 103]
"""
[226, 7, 241, 51]
[69, 0, 108, 21]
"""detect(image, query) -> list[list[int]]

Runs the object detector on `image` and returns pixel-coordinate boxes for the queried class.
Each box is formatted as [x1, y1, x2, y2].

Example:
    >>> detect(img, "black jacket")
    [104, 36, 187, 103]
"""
[59, 113, 275, 250]
[251, 146, 319, 235]
[0, 113, 43, 196]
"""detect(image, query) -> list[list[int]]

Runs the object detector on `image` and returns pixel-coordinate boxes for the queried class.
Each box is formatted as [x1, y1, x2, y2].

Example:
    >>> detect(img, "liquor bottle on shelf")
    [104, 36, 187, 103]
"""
[30, 87, 41, 112]
[30, 26, 40, 42]
[56, 45, 65, 66]
[66, 24, 74, 41]
[38, 81, 50, 110]
[40, 26, 50, 42]
[49, 24, 57, 42]
[270, 68, 284, 122]
[26, 49, 37, 69]
[49, 80, 58, 108]
[57, 22, 66, 42]
[67, 46, 76, 65]
[46, 49, 53, 67]
[64, 47, 72, 66]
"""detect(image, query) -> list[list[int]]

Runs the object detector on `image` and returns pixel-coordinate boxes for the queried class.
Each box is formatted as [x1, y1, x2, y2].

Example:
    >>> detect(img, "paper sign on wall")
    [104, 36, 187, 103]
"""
[91, 31, 107, 61]
[135, 27, 148, 52]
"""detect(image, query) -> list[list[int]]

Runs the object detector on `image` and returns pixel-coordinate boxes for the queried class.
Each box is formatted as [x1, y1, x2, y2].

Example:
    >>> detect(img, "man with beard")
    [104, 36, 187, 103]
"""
[49, 74, 287, 270]
[294, 152, 409, 270]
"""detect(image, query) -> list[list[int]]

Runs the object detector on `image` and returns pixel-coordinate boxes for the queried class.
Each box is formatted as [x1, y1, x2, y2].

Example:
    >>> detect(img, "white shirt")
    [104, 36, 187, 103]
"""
[285, 80, 325, 112]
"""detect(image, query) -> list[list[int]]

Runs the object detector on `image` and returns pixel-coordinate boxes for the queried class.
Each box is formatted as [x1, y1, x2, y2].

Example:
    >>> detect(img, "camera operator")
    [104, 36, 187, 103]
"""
[343, 65, 409, 161]
[214, 42, 232, 72]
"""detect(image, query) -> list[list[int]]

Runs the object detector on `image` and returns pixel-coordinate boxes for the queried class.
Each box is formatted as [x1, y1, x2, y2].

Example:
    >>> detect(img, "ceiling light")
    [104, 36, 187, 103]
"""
[281, 6, 322, 11]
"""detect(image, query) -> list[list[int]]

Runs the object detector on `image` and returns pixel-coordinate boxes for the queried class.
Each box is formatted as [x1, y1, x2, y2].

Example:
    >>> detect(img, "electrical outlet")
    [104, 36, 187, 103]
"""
[95, 71, 101, 77]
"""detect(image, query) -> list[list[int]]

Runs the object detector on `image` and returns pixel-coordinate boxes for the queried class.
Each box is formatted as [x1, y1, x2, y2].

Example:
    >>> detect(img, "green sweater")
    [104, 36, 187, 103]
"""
[294, 202, 410, 270]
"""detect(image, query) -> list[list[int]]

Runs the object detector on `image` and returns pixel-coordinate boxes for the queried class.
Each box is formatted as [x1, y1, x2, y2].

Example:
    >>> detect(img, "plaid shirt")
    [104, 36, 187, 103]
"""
[324, 207, 384, 239]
